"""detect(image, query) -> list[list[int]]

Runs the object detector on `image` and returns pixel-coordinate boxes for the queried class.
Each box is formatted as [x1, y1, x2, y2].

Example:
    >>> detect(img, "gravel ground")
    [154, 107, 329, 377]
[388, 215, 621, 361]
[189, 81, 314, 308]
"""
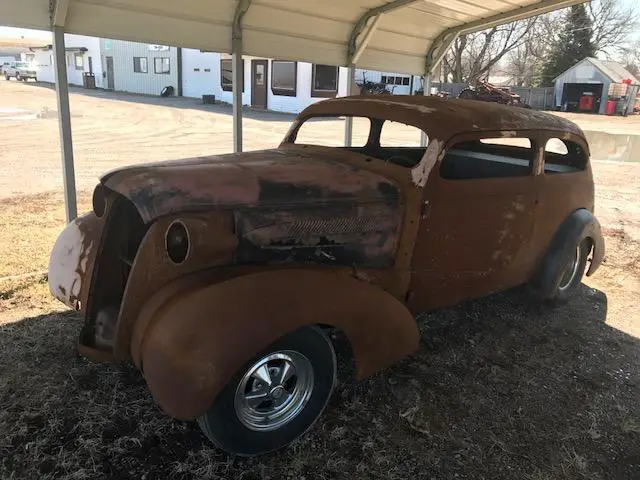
[1, 79, 639, 479]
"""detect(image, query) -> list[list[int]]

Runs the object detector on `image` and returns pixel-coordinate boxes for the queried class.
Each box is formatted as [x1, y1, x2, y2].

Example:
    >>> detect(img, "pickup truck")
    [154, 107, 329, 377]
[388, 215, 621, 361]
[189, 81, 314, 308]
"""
[3, 61, 37, 81]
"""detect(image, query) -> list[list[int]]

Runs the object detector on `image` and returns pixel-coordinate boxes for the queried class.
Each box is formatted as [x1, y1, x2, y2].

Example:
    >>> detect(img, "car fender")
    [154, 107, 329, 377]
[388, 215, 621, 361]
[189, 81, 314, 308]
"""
[135, 269, 419, 420]
[535, 208, 605, 297]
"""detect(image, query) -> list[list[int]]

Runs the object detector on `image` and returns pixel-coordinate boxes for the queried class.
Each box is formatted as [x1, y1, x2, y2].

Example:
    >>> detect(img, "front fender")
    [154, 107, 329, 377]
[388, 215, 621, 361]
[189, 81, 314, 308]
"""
[135, 269, 419, 420]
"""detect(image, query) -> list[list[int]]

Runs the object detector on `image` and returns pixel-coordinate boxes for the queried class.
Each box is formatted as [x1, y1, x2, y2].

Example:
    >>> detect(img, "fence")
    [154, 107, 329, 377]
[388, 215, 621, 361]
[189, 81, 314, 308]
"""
[429, 83, 555, 110]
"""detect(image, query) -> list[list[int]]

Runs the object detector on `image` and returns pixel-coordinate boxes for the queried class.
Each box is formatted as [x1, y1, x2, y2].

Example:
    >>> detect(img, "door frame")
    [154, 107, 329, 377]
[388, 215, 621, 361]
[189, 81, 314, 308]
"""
[251, 59, 268, 109]
[105, 56, 114, 90]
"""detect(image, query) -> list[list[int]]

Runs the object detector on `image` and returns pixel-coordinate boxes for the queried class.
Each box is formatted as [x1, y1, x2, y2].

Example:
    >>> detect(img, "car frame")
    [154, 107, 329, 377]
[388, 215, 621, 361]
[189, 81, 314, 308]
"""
[48, 95, 604, 455]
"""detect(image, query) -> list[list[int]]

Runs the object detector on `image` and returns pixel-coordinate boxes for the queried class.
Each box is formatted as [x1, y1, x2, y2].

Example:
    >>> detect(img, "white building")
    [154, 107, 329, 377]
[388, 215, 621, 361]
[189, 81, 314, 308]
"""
[27, 35, 420, 114]
[182, 49, 349, 113]
[29, 34, 104, 88]
[102, 39, 179, 95]
[354, 69, 419, 95]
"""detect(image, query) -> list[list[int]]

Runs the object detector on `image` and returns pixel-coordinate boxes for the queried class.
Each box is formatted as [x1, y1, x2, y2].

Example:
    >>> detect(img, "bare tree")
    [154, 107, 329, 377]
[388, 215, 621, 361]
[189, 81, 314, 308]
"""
[441, 19, 536, 83]
[587, 0, 638, 56]
[446, 0, 638, 87]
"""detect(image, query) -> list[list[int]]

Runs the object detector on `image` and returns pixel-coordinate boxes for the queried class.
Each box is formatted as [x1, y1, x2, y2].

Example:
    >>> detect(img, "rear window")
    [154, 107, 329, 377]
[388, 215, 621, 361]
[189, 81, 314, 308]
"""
[544, 138, 587, 173]
[440, 137, 533, 180]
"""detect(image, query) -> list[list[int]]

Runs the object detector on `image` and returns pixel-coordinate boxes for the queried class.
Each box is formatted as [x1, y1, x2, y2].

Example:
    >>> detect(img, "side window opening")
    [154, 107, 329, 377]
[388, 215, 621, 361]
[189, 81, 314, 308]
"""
[294, 116, 371, 148]
[544, 138, 587, 174]
[377, 120, 427, 168]
[440, 137, 533, 180]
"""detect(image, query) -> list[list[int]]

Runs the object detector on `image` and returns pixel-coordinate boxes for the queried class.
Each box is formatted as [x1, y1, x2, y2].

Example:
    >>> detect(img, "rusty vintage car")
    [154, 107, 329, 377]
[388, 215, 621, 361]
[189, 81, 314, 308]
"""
[48, 95, 604, 456]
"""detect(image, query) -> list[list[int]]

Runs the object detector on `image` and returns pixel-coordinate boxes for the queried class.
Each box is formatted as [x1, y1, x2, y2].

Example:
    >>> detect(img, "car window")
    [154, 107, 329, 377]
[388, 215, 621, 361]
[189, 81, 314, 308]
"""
[440, 136, 533, 180]
[379, 120, 426, 147]
[544, 138, 586, 174]
[294, 116, 371, 147]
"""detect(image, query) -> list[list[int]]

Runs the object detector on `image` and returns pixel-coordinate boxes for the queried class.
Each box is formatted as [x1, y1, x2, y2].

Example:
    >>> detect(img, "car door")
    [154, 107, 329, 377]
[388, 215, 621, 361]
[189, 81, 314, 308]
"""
[407, 132, 540, 312]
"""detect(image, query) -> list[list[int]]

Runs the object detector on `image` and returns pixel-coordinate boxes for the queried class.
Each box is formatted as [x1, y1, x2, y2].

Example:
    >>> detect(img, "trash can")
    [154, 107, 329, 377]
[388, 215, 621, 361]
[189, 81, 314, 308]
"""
[605, 99, 616, 115]
[83, 72, 96, 89]
[202, 94, 216, 104]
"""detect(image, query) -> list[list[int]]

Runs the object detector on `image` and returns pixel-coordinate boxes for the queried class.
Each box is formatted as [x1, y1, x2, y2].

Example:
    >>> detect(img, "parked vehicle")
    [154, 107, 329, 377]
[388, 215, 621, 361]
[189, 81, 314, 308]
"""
[48, 95, 604, 456]
[4, 61, 37, 81]
[458, 80, 530, 108]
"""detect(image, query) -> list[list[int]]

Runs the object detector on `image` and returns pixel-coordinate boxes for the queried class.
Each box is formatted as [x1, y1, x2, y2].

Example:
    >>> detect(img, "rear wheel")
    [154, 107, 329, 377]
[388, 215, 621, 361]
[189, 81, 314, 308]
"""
[4, 73, 10, 81]
[197, 326, 337, 456]
[15, 73, 21, 81]
[538, 238, 591, 302]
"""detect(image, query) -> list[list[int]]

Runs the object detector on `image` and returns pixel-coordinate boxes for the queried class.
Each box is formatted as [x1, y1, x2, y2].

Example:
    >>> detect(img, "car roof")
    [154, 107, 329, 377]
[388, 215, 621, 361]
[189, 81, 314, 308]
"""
[300, 95, 585, 142]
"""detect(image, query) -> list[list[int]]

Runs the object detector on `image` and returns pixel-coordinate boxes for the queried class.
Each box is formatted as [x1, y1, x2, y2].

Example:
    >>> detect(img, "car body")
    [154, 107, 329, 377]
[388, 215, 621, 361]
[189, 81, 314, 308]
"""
[48, 95, 604, 455]
[4, 61, 37, 81]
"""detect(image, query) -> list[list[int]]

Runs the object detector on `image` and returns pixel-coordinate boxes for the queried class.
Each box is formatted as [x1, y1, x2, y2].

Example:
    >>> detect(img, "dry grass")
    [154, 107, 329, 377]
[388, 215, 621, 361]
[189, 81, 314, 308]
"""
[0, 192, 91, 278]
[0, 196, 639, 479]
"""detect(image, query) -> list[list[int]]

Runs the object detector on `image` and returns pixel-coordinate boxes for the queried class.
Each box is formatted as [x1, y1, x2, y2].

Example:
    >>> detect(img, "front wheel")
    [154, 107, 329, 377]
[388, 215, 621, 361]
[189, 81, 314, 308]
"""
[4, 73, 9, 81]
[15, 73, 21, 81]
[197, 326, 337, 456]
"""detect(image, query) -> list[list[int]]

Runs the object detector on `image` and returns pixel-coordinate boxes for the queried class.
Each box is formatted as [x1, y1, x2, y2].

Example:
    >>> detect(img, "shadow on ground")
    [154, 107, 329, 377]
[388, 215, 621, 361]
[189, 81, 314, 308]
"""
[1, 285, 639, 479]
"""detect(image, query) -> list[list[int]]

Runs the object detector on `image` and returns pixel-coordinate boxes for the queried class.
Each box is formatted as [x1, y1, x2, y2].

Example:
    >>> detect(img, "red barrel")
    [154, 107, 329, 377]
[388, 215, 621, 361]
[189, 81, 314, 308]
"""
[605, 100, 616, 115]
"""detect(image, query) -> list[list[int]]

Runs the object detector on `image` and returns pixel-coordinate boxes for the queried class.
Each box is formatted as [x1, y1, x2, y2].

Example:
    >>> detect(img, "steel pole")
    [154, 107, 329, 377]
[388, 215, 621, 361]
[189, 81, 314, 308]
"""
[52, 25, 77, 222]
[344, 64, 356, 147]
[232, 38, 243, 153]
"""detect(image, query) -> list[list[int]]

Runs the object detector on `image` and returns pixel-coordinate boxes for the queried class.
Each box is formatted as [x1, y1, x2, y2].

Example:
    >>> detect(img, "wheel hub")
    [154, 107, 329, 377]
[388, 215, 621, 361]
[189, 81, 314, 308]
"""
[234, 351, 314, 431]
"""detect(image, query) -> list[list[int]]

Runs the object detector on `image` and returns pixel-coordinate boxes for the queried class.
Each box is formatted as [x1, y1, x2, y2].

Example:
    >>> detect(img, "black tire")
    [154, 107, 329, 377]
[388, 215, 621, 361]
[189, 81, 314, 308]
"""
[160, 85, 174, 97]
[3, 73, 9, 81]
[197, 326, 337, 456]
[458, 88, 477, 100]
[15, 73, 21, 81]
[538, 238, 590, 302]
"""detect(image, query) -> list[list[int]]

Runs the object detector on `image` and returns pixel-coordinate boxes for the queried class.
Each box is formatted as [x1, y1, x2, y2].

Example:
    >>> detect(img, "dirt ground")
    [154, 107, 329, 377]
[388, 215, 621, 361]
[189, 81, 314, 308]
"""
[1, 80, 639, 479]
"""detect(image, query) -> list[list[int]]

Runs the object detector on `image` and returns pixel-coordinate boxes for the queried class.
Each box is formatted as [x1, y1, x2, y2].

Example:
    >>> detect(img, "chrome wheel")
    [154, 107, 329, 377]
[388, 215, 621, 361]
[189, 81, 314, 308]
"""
[558, 244, 582, 292]
[234, 351, 314, 432]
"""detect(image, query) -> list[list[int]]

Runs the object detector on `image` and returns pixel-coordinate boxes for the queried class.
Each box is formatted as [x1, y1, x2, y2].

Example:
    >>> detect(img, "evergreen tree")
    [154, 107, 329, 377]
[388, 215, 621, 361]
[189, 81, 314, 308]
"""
[539, 4, 596, 86]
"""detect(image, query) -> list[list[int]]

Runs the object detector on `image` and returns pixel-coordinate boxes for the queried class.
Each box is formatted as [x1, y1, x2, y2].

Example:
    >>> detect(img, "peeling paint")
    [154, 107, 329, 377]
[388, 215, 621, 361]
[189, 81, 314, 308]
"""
[412, 138, 443, 187]
[48, 216, 95, 309]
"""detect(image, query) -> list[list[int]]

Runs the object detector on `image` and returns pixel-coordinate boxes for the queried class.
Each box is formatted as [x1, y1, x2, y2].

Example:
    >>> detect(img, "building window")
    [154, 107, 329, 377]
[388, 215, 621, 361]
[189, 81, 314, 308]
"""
[271, 60, 297, 96]
[220, 58, 244, 92]
[74, 53, 84, 70]
[154, 57, 170, 74]
[133, 57, 148, 73]
[311, 64, 338, 98]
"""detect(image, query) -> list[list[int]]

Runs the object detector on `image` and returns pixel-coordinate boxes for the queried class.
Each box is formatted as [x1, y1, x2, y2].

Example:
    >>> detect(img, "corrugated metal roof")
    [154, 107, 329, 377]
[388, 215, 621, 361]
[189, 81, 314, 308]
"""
[0, 0, 588, 75]
[586, 58, 640, 85]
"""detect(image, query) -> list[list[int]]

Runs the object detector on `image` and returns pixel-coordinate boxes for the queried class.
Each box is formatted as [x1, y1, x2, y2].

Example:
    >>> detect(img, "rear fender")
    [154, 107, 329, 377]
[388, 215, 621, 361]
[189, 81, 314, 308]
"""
[534, 208, 605, 297]
[135, 269, 419, 420]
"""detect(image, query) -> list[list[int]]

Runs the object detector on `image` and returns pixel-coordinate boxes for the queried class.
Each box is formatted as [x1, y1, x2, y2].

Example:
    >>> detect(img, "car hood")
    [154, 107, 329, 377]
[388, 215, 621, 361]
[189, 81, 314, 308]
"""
[102, 146, 400, 223]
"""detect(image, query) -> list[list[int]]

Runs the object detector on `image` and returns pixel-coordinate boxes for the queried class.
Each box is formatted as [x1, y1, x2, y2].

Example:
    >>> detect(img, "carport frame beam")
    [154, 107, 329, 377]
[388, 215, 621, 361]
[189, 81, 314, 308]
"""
[232, 0, 252, 153]
[52, 24, 77, 222]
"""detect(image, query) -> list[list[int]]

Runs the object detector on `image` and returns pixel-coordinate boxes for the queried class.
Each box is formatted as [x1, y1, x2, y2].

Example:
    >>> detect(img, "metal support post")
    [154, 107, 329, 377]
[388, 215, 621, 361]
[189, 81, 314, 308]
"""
[344, 64, 356, 147]
[421, 73, 431, 146]
[53, 25, 77, 222]
[232, 38, 243, 153]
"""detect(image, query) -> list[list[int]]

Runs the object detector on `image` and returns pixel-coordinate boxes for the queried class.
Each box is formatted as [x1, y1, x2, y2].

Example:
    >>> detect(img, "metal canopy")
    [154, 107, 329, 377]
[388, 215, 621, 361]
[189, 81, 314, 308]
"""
[0, 0, 587, 222]
[3, 0, 586, 75]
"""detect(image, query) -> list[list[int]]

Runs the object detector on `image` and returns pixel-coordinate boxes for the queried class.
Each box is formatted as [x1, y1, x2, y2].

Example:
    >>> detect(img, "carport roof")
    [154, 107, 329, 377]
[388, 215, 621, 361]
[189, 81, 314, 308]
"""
[2, 0, 587, 74]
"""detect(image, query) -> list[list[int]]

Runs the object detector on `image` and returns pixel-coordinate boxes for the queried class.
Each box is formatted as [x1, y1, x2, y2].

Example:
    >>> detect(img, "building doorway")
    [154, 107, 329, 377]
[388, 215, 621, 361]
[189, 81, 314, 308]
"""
[251, 59, 268, 109]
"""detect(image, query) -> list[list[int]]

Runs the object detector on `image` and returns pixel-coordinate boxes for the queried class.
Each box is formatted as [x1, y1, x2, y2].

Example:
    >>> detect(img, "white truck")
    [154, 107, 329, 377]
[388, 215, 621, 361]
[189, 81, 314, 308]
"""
[3, 61, 37, 81]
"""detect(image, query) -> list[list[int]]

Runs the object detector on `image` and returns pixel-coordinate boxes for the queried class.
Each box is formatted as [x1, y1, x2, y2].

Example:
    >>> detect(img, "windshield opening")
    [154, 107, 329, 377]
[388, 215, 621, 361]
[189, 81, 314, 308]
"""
[290, 115, 428, 168]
